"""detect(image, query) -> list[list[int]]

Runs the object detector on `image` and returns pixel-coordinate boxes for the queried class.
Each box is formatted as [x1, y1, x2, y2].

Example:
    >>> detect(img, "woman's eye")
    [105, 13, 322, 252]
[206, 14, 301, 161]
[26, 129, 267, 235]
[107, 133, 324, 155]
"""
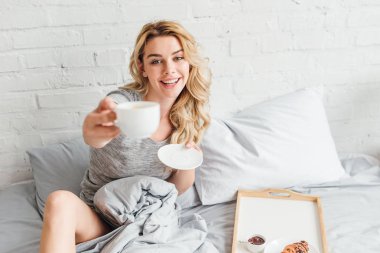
[175, 56, 184, 61]
[151, 59, 161, 64]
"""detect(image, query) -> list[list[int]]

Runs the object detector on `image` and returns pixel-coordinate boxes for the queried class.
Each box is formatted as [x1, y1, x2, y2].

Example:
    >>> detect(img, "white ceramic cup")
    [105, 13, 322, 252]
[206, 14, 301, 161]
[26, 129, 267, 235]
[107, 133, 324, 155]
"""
[114, 101, 160, 138]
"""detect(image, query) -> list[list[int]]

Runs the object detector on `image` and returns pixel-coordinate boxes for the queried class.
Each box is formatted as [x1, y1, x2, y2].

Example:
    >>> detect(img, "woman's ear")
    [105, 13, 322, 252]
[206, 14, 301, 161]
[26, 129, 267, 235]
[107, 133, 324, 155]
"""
[138, 60, 147, 77]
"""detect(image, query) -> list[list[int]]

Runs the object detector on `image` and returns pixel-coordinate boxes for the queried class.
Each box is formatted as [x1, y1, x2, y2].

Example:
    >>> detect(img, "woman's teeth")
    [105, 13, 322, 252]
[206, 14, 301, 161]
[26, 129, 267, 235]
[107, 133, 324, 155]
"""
[162, 78, 179, 85]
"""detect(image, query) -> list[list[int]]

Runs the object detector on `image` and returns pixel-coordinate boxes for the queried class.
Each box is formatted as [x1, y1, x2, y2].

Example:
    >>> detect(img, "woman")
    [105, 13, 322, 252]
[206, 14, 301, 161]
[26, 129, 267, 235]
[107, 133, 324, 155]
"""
[39, 20, 211, 253]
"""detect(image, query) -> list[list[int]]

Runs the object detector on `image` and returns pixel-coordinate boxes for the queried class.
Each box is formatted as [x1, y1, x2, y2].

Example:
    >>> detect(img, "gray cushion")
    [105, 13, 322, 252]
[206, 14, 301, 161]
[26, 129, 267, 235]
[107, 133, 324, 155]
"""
[0, 181, 42, 252]
[27, 138, 90, 215]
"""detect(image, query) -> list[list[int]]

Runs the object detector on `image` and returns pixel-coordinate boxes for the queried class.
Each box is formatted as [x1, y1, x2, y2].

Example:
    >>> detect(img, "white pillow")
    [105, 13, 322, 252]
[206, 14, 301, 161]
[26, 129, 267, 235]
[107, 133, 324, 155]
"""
[196, 89, 346, 205]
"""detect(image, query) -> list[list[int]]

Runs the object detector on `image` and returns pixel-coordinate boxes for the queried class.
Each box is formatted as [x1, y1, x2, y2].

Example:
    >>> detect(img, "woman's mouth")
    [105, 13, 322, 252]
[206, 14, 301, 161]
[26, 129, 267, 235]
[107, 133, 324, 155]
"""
[160, 78, 180, 88]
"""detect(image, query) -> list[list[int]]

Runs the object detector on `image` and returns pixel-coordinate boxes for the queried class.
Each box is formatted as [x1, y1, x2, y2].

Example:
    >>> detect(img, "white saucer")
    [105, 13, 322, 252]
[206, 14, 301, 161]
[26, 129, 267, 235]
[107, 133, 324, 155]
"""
[264, 238, 319, 253]
[157, 144, 203, 170]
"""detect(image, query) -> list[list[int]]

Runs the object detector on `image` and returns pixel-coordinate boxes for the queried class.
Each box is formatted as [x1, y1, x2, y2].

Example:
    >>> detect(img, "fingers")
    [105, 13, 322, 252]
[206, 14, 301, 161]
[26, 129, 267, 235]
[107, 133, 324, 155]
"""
[90, 125, 120, 139]
[87, 110, 117, 126]
[83, 97, 119, 148]
[193, 145, 202, 152]
[95, 97, 117, 113]
[84, 125, 120, 144]
[185, 141, 202, 152]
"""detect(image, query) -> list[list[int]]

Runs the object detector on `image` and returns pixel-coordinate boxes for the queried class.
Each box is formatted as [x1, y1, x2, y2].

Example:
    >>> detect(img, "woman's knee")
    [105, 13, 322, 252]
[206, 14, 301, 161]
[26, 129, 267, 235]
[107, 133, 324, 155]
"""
[44, 190, 77, 216]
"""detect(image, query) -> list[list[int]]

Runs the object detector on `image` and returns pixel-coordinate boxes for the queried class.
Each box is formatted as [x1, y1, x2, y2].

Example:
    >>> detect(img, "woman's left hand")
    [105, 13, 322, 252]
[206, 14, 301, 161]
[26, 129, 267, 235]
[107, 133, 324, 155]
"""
[185, 141, 202, 153]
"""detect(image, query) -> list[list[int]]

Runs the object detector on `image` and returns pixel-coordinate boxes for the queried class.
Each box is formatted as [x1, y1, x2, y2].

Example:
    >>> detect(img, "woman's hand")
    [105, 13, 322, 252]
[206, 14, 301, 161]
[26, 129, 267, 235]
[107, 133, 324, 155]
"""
[82, 97, 120, 148]
[166, 141, 201, 195]
[185, 141, 202, 152]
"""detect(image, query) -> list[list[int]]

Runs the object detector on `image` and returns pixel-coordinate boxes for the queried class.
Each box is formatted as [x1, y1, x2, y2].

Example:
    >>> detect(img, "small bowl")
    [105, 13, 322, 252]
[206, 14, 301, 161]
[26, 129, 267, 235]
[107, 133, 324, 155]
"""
[241, 234, 267, 253]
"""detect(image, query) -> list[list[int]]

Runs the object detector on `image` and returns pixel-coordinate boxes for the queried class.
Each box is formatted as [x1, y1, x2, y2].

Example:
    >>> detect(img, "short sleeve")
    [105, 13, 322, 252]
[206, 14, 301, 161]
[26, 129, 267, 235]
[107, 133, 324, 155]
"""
[107, 89, 141, 104]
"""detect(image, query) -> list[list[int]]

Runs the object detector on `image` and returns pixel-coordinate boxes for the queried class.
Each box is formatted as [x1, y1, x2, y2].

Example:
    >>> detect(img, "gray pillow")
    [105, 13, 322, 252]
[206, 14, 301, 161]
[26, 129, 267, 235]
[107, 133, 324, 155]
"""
[27, 138, 200, 216]
[27, 138, 90, 215]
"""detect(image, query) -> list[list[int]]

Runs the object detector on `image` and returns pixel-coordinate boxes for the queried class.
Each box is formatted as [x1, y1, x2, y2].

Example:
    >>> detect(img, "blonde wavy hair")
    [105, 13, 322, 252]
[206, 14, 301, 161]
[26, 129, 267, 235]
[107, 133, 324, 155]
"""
[122, 20, 211, 144]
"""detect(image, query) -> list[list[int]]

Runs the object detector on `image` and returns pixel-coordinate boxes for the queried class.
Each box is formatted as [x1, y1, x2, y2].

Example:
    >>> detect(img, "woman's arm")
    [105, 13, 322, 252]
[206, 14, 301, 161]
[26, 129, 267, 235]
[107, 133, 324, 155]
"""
[166, 142, 200, 195]
[166, 169, 195, 195]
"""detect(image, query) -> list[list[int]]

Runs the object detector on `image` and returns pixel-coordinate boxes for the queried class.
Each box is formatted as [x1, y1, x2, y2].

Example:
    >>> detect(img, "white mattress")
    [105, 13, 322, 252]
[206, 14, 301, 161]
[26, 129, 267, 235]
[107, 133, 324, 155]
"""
[1, 154, 380, 253]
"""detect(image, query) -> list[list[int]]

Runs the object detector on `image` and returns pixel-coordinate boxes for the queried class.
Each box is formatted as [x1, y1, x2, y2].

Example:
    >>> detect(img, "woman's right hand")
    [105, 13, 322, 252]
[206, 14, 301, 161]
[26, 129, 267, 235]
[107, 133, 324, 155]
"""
[82, 97, 120, 148]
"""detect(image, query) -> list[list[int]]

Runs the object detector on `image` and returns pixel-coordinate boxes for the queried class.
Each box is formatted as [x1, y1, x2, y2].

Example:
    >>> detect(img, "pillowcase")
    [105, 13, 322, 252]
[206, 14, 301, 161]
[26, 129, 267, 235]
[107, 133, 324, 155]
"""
[27, 138, 201, 216]
[196, 89, 346, 205]
[27, 138, 90, 215]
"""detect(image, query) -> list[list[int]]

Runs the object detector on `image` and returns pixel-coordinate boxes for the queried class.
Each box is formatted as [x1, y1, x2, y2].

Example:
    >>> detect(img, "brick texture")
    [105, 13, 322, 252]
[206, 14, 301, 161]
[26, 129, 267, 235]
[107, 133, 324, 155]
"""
[0, 0, 380, 187]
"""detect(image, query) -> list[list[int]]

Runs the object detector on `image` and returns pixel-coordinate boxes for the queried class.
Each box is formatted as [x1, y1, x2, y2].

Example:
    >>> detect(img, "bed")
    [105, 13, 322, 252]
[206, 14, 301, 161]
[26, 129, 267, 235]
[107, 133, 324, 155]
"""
[1, 89, 379, 253]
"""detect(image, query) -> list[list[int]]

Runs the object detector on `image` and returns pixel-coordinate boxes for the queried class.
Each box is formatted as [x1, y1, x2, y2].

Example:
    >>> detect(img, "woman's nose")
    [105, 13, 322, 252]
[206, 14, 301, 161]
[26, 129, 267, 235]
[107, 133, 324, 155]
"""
[163, 61, 176, 75]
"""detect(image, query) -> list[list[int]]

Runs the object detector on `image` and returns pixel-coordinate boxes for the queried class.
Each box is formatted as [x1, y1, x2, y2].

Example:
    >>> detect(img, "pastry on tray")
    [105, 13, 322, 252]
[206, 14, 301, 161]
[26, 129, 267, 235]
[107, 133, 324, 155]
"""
[281, 240, 309, 253]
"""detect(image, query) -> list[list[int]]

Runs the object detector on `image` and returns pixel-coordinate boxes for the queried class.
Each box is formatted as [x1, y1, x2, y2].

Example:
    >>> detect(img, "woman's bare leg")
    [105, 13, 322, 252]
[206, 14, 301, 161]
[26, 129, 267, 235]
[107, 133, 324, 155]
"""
[39, 190, 111, 253]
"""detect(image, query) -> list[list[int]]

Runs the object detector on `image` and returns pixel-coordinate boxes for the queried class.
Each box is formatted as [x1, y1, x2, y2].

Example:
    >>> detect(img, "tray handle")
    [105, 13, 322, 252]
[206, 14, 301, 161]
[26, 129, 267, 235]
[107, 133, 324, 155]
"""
[239, 188, 317, 201]
[265, 188, 295, 198]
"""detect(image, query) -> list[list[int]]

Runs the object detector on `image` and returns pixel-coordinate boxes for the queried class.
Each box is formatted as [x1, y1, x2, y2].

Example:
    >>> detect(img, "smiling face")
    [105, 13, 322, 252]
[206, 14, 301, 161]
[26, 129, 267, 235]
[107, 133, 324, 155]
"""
[140, 36, 190, 102]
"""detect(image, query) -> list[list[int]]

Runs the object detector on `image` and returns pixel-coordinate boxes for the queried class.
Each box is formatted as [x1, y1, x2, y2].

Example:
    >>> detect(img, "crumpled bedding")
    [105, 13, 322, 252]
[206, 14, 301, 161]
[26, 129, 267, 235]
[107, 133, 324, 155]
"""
[76, 175, 218, 253]
[1, 153, 380, 253]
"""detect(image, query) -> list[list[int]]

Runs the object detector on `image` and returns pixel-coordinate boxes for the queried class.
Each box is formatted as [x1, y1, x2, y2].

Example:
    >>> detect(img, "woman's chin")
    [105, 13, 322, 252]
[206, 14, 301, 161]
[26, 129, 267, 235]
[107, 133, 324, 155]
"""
[161, 83, 185, 98]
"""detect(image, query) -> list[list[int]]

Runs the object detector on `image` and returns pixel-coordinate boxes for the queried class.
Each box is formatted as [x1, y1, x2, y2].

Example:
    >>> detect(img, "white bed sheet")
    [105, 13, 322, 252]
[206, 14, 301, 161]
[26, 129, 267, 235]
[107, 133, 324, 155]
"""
[1, 154, 380, 253]
[182, 153, 380, 252]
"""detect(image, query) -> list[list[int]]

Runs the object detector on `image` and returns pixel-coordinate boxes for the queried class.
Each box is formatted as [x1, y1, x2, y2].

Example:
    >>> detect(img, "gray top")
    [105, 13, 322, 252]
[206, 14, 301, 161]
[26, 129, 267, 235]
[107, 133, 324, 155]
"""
[80, 89, 171, 207]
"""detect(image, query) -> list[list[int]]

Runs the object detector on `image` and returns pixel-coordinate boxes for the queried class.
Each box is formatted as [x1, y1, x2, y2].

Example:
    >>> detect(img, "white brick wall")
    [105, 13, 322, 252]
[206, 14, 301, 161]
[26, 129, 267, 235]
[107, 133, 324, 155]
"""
[1, 0, 380, 187]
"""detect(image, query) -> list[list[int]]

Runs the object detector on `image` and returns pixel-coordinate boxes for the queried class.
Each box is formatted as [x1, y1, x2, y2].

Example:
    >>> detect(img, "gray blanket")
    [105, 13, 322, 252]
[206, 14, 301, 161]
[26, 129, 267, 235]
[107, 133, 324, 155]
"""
[76, 176, 218, 253]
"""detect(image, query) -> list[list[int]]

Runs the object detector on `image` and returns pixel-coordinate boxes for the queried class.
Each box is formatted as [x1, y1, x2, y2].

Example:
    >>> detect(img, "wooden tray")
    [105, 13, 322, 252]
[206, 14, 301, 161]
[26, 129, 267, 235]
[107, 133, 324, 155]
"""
[232, 189, 328, 253]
